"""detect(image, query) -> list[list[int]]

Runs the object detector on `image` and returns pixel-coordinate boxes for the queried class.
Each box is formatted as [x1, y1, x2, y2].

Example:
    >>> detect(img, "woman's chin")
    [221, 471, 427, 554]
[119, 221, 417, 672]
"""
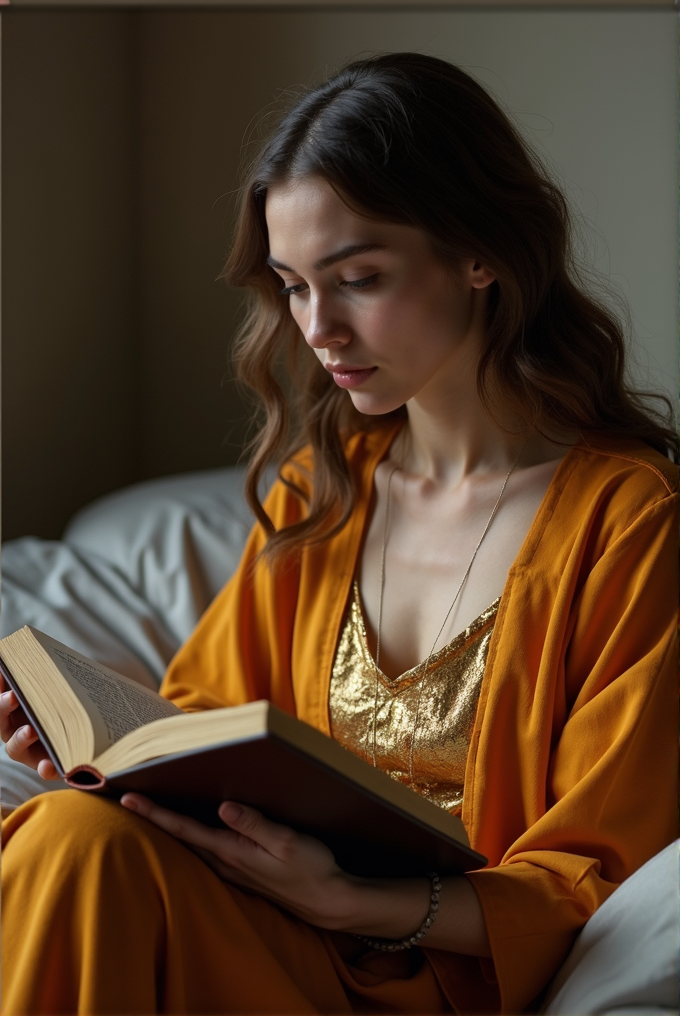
[347, 392, 407, 417]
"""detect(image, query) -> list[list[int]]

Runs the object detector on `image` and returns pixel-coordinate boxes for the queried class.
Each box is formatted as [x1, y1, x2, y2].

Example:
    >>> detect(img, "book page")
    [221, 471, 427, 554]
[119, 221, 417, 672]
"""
[33, 632, 181, 758]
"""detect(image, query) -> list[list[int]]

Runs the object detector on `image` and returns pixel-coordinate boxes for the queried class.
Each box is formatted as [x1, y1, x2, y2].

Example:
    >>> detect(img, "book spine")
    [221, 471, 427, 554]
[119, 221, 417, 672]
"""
[64, 766, 107, 790]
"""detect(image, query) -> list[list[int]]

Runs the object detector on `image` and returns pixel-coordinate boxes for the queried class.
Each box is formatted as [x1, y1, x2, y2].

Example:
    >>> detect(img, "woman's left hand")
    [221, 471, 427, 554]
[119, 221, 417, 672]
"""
[119, 794, 369, 931]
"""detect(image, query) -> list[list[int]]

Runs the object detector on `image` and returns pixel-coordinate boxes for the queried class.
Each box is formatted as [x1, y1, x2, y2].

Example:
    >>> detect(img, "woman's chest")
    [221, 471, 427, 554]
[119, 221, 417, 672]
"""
[357, 478, 551, 680]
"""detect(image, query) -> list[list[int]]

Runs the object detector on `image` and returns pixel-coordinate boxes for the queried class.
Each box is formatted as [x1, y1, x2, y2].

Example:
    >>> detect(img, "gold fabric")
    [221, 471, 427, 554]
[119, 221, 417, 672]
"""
[330, 582, 500, 814]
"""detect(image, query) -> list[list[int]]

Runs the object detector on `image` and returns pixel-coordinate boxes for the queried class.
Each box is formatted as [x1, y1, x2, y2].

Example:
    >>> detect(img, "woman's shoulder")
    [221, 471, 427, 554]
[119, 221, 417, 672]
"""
[275, 426, 677, 510]
[520, 434, 677, 570]
[279, 424, 402, 491]
[545, 433, 679, 559]
[261, 424, 400, 531]
[571, 433, 678, 499]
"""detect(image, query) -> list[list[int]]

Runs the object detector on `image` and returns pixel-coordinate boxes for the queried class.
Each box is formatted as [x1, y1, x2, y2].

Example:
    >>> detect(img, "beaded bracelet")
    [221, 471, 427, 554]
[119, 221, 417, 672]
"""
[354, 872, 442, 952]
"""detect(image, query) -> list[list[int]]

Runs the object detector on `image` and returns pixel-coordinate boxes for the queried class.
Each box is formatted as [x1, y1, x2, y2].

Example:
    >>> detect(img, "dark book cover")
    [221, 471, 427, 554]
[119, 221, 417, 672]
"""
[1, 655, 488, 878]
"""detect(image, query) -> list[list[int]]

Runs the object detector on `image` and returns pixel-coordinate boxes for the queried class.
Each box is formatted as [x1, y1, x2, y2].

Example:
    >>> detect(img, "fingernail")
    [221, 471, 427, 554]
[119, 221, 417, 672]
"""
[120, 796, 139, 812]
[220, 803, 242, 823]
[1, 691, 12, 703]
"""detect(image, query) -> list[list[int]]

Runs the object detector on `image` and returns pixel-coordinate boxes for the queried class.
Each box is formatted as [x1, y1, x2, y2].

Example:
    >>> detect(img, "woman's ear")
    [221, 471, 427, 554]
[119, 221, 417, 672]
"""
[469, 260, 497, 290]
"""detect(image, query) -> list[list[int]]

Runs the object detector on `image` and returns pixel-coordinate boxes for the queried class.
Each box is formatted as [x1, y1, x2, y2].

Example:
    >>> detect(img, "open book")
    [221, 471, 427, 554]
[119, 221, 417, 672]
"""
[0, 625, 487, 877]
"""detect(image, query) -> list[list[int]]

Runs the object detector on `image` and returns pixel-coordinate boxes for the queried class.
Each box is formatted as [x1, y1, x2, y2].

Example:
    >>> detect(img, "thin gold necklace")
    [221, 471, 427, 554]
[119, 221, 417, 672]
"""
[370, 444, 524, 785]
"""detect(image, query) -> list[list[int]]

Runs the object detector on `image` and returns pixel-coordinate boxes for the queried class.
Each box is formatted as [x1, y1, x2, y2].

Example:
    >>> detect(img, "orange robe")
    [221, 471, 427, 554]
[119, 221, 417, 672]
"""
[160, 426, 679, 1011]
[2, 426, 677, 1015]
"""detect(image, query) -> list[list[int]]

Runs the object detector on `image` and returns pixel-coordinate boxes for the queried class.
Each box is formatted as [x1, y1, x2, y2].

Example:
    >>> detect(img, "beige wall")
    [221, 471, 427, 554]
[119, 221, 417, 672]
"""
[3, 12, 138, 539]
[3, 8, 677, 539]
[133, 14, 297, 481]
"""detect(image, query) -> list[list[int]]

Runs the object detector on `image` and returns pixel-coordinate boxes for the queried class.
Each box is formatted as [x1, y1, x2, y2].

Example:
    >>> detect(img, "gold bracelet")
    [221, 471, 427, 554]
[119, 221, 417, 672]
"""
[353, 872, 441, 952]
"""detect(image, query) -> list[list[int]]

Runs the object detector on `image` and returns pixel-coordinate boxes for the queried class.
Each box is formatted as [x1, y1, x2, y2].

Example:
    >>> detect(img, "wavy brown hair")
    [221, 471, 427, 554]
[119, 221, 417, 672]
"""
[223, 52, 676, 560]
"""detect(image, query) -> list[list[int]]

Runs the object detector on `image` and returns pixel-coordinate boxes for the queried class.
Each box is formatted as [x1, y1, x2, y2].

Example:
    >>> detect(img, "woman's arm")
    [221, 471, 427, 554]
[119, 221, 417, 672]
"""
[337, 870, 491, 956]
[121, 793, 491, 956]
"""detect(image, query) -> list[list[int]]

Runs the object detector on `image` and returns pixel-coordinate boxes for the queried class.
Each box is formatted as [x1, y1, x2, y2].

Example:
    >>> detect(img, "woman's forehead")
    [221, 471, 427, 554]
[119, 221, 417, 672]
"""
[266, 177, 367, 233]
[265, 178, 425, 269]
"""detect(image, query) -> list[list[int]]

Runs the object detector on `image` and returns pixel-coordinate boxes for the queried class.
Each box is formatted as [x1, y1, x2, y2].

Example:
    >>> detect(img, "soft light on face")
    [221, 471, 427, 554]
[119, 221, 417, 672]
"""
[265, 176, 495, 416]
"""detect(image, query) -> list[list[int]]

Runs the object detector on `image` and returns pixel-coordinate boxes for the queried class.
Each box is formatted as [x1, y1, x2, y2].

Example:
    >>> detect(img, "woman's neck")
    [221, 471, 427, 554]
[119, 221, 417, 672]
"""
[394, 386, 575, 487]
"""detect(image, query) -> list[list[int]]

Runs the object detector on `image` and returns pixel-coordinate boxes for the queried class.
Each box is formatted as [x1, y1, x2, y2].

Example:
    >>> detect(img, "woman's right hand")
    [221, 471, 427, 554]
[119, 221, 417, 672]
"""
[0, 676, 60, 779]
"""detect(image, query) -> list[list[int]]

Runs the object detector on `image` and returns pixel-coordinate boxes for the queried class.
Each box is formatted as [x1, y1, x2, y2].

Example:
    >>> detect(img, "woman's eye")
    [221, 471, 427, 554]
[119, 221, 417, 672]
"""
[279, 282, 308, 297]
[342, 274, 377, 290]
[278, 274, 377, 297]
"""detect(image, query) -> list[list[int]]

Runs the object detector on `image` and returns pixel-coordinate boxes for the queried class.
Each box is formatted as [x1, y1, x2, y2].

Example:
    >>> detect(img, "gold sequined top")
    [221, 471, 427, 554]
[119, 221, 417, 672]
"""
[329, 582, 500, 815]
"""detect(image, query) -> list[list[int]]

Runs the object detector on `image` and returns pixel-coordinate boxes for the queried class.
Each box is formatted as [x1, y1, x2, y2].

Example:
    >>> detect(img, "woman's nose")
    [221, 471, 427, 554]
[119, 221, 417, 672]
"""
[303, 294, 351, 350]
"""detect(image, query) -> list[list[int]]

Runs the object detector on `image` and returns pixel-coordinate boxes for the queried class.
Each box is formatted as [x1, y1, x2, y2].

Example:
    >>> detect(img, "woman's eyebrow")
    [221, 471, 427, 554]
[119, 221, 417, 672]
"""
[266, 243, 387, 274]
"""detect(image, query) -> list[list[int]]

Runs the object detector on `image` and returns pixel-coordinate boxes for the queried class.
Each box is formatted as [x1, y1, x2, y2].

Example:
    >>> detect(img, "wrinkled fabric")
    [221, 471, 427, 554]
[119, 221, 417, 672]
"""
[2, 791, 454, 1016]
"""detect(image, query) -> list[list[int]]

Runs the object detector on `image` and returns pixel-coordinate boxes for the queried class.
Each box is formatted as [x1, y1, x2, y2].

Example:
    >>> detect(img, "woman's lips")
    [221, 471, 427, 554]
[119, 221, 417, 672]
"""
[327, 367, 377, 389]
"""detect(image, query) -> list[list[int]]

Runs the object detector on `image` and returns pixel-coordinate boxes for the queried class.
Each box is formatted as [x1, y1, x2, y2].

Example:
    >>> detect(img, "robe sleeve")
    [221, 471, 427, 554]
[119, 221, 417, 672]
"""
[460, 488, 679, 1014]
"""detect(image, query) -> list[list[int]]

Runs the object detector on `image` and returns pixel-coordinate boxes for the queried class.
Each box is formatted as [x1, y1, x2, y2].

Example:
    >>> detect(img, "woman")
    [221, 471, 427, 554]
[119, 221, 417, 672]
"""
[2, 53, 677, 1016]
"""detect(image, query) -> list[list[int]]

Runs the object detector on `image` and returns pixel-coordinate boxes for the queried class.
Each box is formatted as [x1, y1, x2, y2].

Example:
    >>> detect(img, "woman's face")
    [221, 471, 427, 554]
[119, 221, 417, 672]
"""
[265, 176, 495, 416]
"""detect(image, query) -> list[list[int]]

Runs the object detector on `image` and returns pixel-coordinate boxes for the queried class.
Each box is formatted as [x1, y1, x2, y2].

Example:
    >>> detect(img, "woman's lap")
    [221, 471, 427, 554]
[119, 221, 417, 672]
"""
[1, 790, 451, 1016]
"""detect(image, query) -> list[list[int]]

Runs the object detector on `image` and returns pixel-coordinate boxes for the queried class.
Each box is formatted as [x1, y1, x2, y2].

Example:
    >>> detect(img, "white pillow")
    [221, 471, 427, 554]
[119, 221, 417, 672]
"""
[63, 466, 252, 647]
[544, 840, 680, 1015]
[1, 538, 173, 688]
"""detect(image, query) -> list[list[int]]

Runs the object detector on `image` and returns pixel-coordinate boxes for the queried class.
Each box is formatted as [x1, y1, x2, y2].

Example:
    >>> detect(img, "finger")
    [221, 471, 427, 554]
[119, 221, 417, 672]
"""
[218, 802, 298, 861]
[3, 718, 61, 778]
[37, 757, 60, 780]
[0, 690, 23, 740]
[14, 734, 58, 775]
[5, 724, 42, 766]
[120, 794, 230, 854]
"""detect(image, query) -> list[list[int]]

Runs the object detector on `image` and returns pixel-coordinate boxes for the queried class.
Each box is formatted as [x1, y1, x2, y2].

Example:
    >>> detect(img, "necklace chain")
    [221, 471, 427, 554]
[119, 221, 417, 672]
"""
[370, 445, 524, 782]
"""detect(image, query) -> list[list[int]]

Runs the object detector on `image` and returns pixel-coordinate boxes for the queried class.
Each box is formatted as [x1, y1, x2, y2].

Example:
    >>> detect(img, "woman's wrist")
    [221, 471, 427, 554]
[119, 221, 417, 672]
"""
[320, 873, 492, 958]
[353, 873, 442, 951]
[322, 873, 433, 940]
